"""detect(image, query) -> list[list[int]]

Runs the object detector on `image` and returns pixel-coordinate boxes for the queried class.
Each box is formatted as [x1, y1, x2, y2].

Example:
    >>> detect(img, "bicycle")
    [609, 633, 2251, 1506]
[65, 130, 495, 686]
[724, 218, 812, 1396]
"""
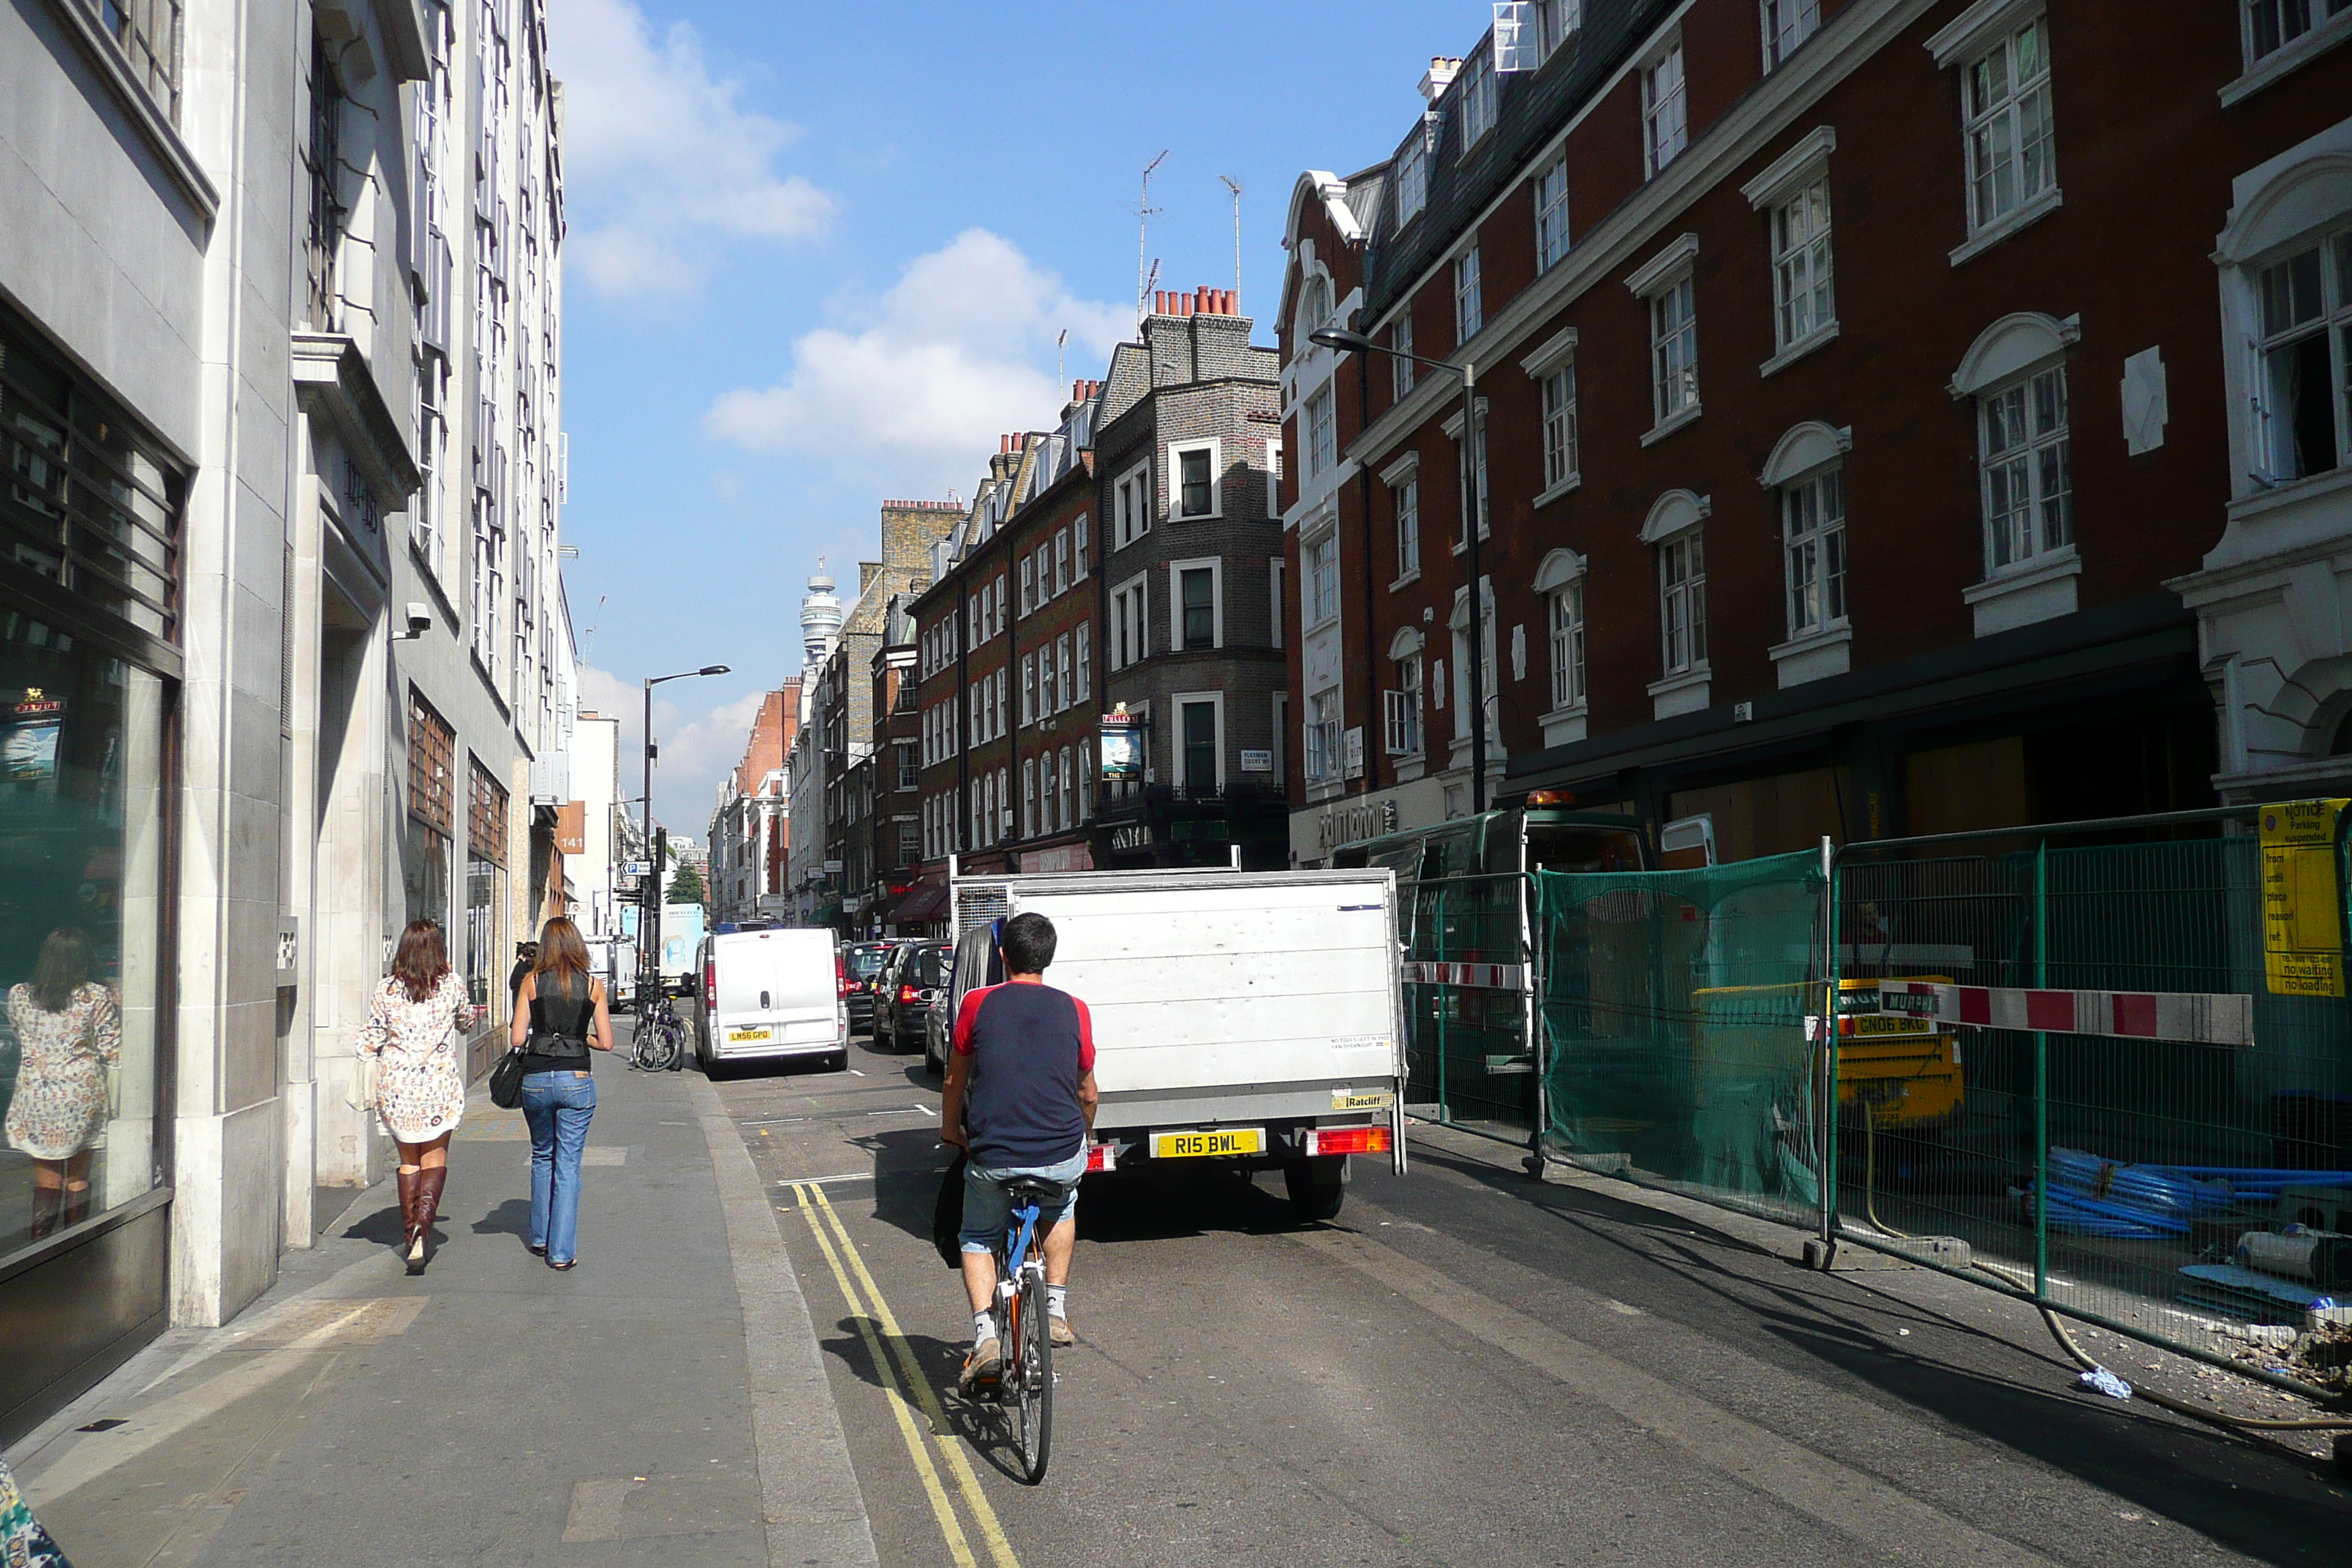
[630, 993, 682, 1072]
[966, 1175, 1060, 1485]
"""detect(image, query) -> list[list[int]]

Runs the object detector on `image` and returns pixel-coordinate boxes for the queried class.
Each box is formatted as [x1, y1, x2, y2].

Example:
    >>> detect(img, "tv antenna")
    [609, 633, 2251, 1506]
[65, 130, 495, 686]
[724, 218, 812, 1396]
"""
[1134, 149, 1169, 325]
[581, 594, 607, 665]
[1218, 175, 1243, 310]
[1056, 328, 1068, 387]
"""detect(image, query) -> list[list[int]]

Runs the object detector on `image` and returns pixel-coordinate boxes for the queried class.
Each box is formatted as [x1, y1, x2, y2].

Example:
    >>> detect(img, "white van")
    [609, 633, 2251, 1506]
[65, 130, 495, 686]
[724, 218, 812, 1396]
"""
[693, 927, 848, 1074]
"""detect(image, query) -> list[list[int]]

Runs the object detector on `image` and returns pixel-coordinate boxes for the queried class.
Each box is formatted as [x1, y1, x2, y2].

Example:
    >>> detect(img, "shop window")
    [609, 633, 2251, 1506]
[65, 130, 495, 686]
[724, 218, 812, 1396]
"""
[1, 607, 171, 1249]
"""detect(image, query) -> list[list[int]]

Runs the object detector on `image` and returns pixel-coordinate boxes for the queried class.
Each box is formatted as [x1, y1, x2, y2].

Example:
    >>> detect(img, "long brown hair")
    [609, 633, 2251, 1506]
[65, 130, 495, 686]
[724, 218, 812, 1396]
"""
[532, 916, 589, 984]
[391, 919, 450, 1003]
[29, 927, 93, 1012]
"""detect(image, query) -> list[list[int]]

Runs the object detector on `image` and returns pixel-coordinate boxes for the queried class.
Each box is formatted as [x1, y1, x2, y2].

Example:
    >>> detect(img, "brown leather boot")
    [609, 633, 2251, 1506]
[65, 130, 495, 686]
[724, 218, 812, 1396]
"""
[396, 1168, 421, 1249]
[61, 1183, 91, 1229]
[411, 1167, 448, 1270]
[29, 1186, 60, 1240]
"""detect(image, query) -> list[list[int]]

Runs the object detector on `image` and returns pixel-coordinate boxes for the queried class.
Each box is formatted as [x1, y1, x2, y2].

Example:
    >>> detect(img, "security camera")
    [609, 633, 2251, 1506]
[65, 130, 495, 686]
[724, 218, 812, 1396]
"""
[396, 603, 431, 641]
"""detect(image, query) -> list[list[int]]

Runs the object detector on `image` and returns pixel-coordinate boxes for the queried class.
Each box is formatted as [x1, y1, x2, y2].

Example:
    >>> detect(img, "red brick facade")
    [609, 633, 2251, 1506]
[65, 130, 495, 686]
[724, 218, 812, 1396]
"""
[1281, 0, 2352, 862]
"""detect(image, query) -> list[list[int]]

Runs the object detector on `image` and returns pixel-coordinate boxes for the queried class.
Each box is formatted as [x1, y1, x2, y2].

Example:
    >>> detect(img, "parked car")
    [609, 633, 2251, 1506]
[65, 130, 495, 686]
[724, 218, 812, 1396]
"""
[843, 940, 901, 1034]
[693, 927, 848, 1075]
[875, 941, 951, 1055]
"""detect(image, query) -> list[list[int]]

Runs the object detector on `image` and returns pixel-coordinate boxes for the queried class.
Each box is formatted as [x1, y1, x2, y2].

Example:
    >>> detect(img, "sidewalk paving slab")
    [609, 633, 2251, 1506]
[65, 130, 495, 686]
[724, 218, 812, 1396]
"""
[4, 1062, 878, 1568]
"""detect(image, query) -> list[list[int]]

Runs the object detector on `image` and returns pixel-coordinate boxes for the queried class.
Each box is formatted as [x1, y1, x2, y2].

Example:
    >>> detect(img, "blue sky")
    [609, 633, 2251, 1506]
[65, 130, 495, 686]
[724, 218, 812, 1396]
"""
[551, 0, 1496, 829]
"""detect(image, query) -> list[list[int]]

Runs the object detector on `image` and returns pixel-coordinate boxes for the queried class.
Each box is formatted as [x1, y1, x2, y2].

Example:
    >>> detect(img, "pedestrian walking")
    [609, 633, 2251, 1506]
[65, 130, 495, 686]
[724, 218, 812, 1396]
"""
[4, 927, 121, 1243]
[0, 1450, 72, 1567]
[508, 941, 538, 1005]
[511, 916, 613, 1269]
[358, 919, 472, 1273]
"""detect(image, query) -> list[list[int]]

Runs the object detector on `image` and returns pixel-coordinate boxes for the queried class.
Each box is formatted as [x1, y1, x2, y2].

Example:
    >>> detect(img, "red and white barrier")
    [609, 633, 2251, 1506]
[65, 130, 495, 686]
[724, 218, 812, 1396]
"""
[1868, 981, 2254, 1048]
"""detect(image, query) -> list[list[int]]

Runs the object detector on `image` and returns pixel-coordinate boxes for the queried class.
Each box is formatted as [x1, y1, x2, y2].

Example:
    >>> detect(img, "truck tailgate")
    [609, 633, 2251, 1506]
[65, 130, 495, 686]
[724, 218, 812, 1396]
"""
[1009, 879, 1399, 1095]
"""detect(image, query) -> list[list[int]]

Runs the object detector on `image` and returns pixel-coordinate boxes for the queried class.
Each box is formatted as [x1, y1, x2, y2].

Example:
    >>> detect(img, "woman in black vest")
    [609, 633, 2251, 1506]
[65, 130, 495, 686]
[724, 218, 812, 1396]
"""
[510, 916, 613, 1268]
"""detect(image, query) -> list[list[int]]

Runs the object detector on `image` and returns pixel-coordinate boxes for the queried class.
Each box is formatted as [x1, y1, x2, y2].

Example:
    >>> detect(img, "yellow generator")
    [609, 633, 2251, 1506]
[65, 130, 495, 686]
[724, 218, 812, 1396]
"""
[1689, 976, 1963, 1131]
[1831, 976, 1963, 1130]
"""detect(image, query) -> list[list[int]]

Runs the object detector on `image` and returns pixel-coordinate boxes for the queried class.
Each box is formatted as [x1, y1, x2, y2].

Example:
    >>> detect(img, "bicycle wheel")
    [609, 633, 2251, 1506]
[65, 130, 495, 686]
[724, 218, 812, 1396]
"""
[652, 1024, 682, 1071]
[1013, 1267, 1052, 1483]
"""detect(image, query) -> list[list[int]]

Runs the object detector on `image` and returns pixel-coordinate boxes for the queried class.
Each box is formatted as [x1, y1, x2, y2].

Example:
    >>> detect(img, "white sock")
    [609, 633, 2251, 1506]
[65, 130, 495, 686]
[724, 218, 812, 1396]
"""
[1047, 1286, 1068, 1319]
[974, 1310, 994, 1343]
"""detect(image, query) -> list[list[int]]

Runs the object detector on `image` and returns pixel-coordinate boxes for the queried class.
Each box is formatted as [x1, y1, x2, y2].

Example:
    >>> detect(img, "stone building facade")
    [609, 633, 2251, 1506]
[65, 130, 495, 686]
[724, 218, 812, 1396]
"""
[0, 0, 573, 1441]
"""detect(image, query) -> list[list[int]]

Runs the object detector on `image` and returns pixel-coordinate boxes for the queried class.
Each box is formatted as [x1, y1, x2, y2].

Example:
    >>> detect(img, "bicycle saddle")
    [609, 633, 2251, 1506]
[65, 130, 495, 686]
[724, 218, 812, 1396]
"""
[1003, 1177, 1066, 1208]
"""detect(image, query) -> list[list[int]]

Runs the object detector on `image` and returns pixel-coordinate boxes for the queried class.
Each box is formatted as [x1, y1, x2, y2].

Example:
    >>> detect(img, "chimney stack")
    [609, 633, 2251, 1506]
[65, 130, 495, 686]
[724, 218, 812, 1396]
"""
[1420, 56, 1463, 107]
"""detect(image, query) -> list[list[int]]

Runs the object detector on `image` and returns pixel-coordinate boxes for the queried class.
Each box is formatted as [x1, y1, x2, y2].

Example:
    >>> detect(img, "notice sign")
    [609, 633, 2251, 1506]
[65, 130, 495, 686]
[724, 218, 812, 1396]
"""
[2261, 799, 2348, 998]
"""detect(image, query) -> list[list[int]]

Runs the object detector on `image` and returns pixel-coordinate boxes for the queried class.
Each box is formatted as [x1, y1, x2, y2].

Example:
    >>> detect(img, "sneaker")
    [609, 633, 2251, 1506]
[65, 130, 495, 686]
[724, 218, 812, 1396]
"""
[1049, 1313, 1075, 1347]
[960, 1337, 1002, 1390]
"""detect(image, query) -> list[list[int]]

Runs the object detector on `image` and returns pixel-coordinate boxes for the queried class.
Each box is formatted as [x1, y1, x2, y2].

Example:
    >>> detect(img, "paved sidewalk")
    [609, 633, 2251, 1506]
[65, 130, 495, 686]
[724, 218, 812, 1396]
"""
[4, 1060, 877, 1568]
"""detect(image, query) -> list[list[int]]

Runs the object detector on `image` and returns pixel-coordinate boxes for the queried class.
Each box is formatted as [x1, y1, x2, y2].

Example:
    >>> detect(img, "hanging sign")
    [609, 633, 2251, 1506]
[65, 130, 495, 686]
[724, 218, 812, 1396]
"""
[1099, 703, 1142, 781]
[2261, 799, 2347, 998]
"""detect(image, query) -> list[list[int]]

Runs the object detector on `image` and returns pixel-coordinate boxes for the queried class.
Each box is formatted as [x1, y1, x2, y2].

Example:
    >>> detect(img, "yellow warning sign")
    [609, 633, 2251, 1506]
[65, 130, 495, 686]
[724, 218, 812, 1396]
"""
[2261, 799, 2347, 998]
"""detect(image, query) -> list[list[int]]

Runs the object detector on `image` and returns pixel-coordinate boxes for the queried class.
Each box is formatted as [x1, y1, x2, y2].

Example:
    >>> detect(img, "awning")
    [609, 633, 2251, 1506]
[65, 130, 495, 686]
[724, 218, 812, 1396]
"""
[886, 883, 949, 924]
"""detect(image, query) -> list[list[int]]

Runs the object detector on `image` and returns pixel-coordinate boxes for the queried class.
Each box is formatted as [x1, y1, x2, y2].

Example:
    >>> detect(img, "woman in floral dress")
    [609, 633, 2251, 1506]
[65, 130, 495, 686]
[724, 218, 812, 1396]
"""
[358, 919, 472, 1272]
[5, 927, 120, 1240]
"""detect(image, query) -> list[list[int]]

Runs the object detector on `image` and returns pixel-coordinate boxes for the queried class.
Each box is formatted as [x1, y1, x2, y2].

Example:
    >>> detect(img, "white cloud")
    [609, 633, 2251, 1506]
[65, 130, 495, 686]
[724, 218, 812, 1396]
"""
[578, 665, 767, 832]
[552, 0, 834, 298]
[702, 229, 1130, 490]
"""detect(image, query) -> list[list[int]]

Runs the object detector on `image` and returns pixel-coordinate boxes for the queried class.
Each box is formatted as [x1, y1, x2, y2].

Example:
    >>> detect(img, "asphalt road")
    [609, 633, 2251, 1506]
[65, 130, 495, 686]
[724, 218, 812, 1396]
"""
[712, 1026, 2351, 1568]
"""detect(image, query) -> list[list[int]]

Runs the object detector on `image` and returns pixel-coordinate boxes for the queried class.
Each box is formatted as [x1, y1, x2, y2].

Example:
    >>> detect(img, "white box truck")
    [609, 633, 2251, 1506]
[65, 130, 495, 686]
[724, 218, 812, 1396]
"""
[943, 865, 1406, 1219]
[692, 927, 849, 1074]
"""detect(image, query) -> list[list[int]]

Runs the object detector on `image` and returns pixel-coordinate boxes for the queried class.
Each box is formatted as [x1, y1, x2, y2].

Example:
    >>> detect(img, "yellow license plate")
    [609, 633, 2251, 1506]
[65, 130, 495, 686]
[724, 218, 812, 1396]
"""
[1151, 1128, 1264, 1160]
[727, 1026, 772, 1043]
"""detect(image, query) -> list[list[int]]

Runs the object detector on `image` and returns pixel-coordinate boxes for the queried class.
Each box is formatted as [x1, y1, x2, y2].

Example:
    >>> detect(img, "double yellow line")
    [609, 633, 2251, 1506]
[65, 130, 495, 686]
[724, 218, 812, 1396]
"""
[788, 1181, 1021, 1568]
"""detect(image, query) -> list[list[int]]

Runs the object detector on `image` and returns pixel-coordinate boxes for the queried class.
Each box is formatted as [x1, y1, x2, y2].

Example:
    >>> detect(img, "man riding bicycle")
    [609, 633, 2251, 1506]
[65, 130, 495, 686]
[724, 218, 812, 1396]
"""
[940, 912, 1097, 1387]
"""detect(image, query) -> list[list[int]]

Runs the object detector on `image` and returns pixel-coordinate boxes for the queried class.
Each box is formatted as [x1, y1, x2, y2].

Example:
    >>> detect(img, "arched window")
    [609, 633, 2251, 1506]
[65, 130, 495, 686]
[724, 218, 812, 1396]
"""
[1532, 549, 1587, 713]
[1950, 313, 2075, 577]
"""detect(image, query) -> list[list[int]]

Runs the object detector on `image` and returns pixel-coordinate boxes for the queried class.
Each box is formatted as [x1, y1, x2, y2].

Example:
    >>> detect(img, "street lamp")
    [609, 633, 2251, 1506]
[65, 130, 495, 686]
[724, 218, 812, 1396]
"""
[641, 664, 728, 992]
[1309, 327, 1489, 814]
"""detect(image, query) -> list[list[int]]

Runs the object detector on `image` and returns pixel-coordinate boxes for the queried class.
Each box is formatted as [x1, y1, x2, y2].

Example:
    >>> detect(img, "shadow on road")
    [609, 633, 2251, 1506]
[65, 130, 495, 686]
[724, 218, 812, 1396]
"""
[813, 1317, 1043, 1485]
[471, 1196, 533, 1242]
[336, 1200, 404, 1246]
[1395, 1142, 2352, 1565]
[830, 1126, 1333, 1251]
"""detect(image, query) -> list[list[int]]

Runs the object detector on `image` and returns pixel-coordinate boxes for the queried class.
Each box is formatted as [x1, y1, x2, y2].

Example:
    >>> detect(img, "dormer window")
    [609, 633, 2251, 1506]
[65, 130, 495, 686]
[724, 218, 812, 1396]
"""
[1456, 51, 1496, 152]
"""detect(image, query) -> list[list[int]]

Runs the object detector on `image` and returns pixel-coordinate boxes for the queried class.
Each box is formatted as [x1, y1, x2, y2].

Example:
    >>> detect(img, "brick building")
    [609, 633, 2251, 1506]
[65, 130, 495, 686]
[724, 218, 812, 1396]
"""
[707, 680, 798, 924]
[1091, 291, 1289, 867]
[811, 502, 957, 930]
[1278, 0, 2352, 864]
[908, 400, 1105, 886]
[863, 594, 927, 932]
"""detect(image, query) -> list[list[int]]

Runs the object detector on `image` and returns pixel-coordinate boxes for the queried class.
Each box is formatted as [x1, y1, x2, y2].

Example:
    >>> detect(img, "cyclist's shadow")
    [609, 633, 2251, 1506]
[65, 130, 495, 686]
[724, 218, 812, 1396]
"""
[815, 1318, 1033, 1482]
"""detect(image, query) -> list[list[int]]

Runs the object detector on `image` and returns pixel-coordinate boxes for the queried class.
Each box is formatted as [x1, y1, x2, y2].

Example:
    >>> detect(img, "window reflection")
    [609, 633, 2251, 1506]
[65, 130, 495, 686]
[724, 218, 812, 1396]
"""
[0, 606, 166, 1250]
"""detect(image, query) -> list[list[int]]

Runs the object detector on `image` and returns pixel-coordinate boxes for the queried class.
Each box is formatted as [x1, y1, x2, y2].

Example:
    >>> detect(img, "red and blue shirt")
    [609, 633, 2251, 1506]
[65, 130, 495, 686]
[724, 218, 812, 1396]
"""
[953, 980, 1096, 1168]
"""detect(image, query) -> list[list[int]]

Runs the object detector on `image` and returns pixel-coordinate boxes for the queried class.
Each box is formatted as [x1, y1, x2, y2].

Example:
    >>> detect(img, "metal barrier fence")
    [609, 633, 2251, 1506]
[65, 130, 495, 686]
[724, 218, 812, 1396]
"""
[1400, 872, 1539, 1137]
[1520, 806, 2352, 1402]
[1534, 851, 1829, 1230]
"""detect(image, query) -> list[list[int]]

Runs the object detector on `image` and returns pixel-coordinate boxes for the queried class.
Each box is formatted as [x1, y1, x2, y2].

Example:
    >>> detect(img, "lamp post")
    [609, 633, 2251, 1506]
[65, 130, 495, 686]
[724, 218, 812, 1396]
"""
[1308, 328, 1488, 814]
[641, 665, 729, 995]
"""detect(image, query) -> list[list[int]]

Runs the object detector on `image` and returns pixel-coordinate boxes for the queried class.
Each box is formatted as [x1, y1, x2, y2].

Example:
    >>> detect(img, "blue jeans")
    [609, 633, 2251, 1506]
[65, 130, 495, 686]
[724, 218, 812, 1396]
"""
[521, 1070, 596, 1263]
[958, 1147, 1088, 1255]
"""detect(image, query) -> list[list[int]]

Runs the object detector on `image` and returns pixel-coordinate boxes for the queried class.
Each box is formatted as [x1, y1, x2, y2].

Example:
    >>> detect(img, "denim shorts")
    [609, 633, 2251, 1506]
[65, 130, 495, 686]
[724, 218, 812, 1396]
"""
[958, 1147, 1089, 1254]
